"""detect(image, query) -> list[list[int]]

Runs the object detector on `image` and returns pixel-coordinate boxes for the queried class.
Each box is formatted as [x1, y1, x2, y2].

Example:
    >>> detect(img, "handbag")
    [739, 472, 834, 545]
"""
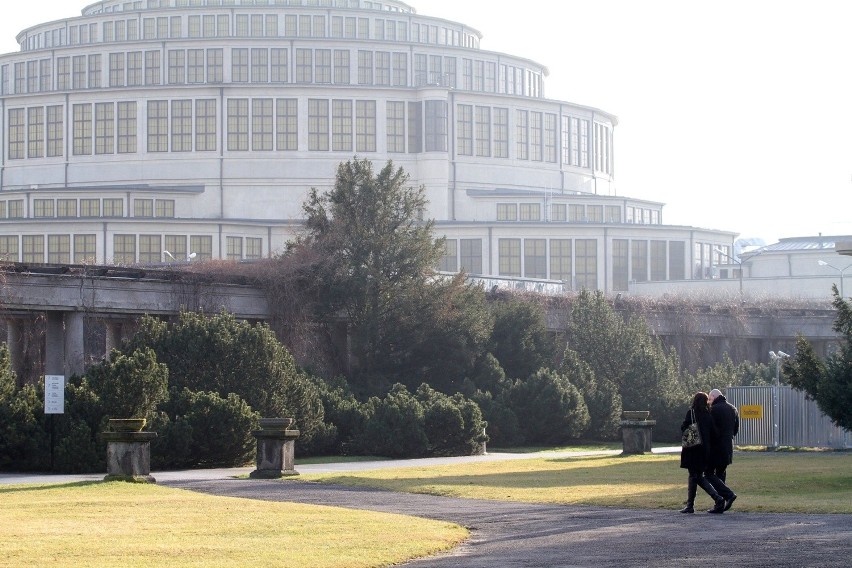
[681, 409, 702, 448]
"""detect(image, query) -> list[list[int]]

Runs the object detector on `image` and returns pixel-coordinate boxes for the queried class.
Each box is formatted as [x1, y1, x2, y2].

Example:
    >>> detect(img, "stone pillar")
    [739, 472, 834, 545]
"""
[250, 418, 300, 479]
[620, 411, 656, 455]
[64, 311, 85, 378]
[45, 311, 65, 378]
[5, 318, 26, 380]
[102, 419, 157, 483]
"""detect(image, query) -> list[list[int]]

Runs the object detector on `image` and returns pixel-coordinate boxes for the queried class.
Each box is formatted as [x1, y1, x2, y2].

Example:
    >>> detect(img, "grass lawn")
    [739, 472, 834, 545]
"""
[0, 481, 467, 568]
[301, 451, 852, 514]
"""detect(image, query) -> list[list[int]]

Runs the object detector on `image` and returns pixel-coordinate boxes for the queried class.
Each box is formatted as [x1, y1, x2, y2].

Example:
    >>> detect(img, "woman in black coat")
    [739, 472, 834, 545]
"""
[679, 391, 726, 514]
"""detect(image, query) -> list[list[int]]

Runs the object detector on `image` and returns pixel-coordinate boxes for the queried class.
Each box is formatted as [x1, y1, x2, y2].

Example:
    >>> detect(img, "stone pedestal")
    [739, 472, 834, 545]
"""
[250, 418, 300, 479]
[620, 411, 656, 455]
[102, 427, 158, 483]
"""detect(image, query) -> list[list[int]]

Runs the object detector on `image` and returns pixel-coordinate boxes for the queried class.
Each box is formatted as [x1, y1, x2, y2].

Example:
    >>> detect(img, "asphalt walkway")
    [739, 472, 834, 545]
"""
[3, 448, 851, 567]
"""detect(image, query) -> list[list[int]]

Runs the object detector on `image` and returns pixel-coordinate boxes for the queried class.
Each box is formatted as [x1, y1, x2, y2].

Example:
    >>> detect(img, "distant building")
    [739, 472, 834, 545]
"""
[0, 0, 735, 293]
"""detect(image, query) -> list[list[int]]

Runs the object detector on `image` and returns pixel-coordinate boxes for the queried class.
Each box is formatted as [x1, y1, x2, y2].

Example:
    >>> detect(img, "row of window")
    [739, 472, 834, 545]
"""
[21, 8, 480, 54]
[439, 237, 689, 290]
[496, 203, 627, 223]
[0, 198, 175, 219]
[8, 99, 610, 169]
[3, 48, 540, 98]
[0, 233, 262, 264]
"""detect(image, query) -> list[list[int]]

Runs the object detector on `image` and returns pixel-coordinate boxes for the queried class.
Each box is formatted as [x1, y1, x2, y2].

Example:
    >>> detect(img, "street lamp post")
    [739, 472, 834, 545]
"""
[714, 248, 743, 294]
[817, 260, 851, 298]
[768, 350, 788, 448]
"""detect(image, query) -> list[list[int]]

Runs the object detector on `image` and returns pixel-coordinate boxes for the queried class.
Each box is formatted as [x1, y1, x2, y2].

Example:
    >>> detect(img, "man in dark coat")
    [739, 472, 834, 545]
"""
[707, 388, 740, 510]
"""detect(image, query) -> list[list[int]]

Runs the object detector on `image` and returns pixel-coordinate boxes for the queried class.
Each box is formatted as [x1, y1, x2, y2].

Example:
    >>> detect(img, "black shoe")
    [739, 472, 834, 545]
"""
[724, 494, 737, 511]
[679, 505, 694, 513]
[708, 498, 725, 514]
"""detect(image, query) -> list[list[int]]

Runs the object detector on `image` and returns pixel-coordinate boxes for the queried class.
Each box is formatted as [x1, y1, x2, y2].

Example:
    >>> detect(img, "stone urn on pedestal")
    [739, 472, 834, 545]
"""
[620, 411, 656, 455]
[250, 418, 300, 479]
[102, 418, 158, 483]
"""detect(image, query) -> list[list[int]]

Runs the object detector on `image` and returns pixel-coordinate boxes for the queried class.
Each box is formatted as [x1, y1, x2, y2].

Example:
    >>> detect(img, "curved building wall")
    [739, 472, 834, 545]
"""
[0, 0, 735, 293]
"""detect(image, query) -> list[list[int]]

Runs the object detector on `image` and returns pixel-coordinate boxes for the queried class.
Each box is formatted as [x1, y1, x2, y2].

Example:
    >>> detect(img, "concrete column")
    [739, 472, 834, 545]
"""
[104, 320, 124, 354]
[45, 311, 65, 379]
[64, 312, 85, 378]
[5, 318, 26, 381]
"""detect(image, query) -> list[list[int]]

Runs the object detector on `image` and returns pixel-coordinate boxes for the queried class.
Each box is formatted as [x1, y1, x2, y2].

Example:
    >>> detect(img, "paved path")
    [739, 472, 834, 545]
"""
[3, 449, 851, 567]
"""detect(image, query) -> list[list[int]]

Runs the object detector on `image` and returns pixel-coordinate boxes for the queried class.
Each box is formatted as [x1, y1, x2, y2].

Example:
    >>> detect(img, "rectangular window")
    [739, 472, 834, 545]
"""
[632, 240, 648, 283]
[127, 52, 143, 85]
[48, 235, 71, 264]
[195, 99, 216, 151]
[520, 203, 541, 221]
[251, 48, 268, 82]
[74, 234, 96, 264]
[226, 236, 242, 260]
[22, 235, 45, 264]
[569, 204, 584, 222]
[587, 205, 603, 223]
[407, 101, 422, 153]
[80, 198, 100, 217]
[189, 235, 213, 261]
[386, 101, 405, 153]
[524, 239, 546, 279]
[530, 111, 543, 161]
[57, 199, 77, 218]
[117, 101, 137, 154]
[516, 110, 528, 160]
[8, 200, 24, 218]
[493, 107, 508, 158]
[333, 49, 350, 84]
[27, 107, 44, 158]
[612, 239, 628, 292]
[475, 106, 491, 157]
[651, 240, 667, 281]
[168, 49, 186, 84]
[315, 49, 331, 83]
[34, 199, 55, 218]
[147, 100, 168, 152]
[308, 99, 329, 151]
[155, 199, 175, 218]
[550, 239, 571, 283]
[187, 49, 204, 83]
[669, 241, 686, 280]
[165, 235, 187, 261]
[145, 50, 161, 85]
[497, 203, 518, 221]
[207, 48, 223, 83]
[275, 98, 298, 151]
[109, 52, 125, 86]
[551, 203, 566, 222]
[245, 237, 262, 260]
[498, 238, 521, 277]
[232, 48, 249, 82]
[227, 98, 249, 151]
[57, 57, 70, 90]
[606, 205, 621, 223]
[425, 100, 447, 152]
[460, 238, 482, 274]
[456, 104, 472, 156]
[579, 119, 589, 167]
[295, 48, 312, 83]
[332, 99, 352, 152]
[356, 100, 376, 152]
[103, 198, 123, 217]
[252, 98, 273, 151]
[46, 105, 64, 158]
[0, 236, 19, 262]
[575, 239, 598, 290]
[113, 234, 136, 264]
[139, 235, 162, 263]
[375, 51, 390, 85]
[439, 239, 457, 272]
[170, 100, 192, 152]
[72, 103, 93, 155]
[544, 113, 557, 163]
[134, 199, 154, 217]
[95, 102, 114, 155]
[357, 50, 372, 85]
[392, 52, 407, 86]
[87, 54, 101, 88]
[271, 48, 288, 82]
[72, 55, 86, 89]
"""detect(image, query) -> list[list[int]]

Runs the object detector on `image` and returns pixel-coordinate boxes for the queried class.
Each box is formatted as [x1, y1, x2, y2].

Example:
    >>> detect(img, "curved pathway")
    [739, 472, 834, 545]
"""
[163, 477, 852, 568]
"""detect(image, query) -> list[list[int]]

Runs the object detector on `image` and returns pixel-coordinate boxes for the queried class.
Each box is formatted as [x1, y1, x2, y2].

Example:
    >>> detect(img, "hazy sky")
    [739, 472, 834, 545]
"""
[2, 0, 850, 244]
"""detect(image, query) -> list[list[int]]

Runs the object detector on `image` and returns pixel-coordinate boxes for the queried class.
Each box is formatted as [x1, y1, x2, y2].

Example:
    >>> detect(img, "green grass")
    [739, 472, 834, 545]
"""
[0, 481, 467, 568]
[301, 451, 852, 514]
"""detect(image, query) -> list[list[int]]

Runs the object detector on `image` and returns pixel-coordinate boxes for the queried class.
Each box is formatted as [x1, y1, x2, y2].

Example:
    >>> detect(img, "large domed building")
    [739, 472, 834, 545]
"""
[0, 0, 735, 292]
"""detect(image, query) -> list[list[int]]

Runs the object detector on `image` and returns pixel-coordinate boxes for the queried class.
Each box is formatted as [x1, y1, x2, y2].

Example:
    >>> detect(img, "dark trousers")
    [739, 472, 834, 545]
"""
[704, 468, 735, 500]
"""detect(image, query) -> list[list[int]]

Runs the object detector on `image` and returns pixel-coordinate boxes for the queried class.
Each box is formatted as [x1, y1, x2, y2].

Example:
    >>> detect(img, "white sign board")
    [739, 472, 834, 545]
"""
[44, 375, 65, 414]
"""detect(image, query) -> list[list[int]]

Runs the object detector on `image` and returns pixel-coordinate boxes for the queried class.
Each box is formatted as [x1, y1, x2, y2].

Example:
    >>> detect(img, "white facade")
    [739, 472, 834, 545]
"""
[0, 0, 735, 292]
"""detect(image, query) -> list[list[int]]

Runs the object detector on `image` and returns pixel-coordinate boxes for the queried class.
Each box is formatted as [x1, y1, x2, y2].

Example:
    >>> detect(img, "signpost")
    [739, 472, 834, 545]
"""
[44, 375, 64, 471]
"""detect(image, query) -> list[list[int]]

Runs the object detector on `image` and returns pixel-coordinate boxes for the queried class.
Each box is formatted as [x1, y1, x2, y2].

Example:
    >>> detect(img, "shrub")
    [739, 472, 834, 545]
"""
[85, 348, 168, 419]
[505, 368, 590, 445]
[360, 384, 428, 458]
